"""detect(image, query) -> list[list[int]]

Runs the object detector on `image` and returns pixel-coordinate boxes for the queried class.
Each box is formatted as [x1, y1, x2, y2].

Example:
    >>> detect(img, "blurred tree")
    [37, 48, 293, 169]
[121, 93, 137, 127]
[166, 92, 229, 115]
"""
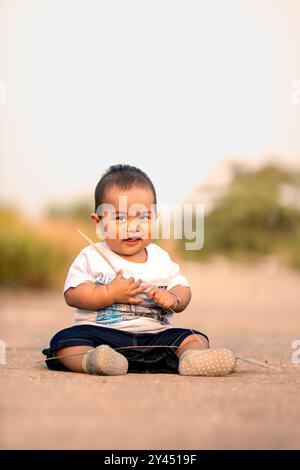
[180, 165, 300, 269]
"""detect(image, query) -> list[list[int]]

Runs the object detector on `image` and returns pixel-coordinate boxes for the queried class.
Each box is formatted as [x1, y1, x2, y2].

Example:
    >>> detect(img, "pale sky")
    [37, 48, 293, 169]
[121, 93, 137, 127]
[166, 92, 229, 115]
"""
[1, 0, 300, 218]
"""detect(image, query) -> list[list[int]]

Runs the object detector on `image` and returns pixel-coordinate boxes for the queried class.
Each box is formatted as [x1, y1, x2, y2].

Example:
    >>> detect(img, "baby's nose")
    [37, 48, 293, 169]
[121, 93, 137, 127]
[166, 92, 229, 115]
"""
[127, 220, 141, 233]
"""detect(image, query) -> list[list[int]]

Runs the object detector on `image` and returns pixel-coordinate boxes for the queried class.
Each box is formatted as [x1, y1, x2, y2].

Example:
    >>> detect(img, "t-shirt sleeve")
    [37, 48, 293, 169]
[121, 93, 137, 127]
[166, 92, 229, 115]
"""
[63, 250, 96, 294]
[167, 260, 191, 291]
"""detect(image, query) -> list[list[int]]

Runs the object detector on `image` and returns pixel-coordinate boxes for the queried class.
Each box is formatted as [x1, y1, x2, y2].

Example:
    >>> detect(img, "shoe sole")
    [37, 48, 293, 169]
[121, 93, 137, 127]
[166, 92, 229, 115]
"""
[178, 348, 236, 376]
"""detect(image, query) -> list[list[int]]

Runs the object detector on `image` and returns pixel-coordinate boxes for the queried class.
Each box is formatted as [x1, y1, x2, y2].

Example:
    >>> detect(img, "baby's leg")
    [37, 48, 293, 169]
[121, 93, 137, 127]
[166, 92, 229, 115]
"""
[55, 345, 128, 375]
[55, 346, 92, 372]
[175, 334, 209, 358]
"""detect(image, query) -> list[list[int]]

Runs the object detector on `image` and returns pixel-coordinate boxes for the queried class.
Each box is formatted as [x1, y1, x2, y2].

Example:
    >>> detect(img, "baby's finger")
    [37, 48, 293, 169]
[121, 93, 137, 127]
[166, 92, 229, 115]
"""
[147, 287, 159, 298]
[164, 299, 174, 309]
[153, 290, 165, 303]
[127, 297, 144, 304]
[140, 282, 150, 291]
[128, 279, 143, 291]
[130, 285, 148, 296]
[115, 270, 123, 280]
[126, 276, 136, 285]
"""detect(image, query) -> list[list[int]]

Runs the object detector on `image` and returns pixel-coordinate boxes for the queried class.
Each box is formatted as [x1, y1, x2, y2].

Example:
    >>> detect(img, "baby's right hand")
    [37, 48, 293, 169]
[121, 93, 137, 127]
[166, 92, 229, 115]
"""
[106, 270, 148, 305]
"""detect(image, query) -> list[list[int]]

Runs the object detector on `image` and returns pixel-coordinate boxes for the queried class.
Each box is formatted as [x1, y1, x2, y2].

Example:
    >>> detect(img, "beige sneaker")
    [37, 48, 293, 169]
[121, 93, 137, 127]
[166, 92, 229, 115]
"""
[178, 348, 236, 376]
[82, 345, 128, 375]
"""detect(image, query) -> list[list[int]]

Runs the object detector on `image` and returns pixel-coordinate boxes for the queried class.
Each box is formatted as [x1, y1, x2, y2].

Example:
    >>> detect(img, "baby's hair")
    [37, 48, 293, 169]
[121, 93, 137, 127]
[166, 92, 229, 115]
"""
[94, 164, 157, 213]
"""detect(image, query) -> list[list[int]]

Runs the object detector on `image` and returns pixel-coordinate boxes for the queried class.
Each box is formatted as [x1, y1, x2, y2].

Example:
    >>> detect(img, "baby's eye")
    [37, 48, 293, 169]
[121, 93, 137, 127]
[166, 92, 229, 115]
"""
[139, 214, 150, 221]
[115, 214, 127, 221]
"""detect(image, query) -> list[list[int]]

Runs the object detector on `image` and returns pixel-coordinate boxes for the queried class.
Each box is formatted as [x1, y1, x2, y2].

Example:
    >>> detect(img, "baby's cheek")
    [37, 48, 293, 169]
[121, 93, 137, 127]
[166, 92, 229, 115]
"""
[107, 222, 126, 240]
[116, 225, 127, 240]
[102, 221, 117, 238]
[139, 221, 154, 239]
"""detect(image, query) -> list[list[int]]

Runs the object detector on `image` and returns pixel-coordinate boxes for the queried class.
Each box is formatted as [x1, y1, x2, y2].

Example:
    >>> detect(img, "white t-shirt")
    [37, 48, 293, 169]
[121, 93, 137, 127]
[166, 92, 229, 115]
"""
[63, 242, 190, 333]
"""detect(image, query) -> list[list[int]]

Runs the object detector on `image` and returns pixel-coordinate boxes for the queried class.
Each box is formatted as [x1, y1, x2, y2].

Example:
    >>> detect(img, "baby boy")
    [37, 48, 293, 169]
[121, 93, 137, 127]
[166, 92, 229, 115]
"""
[42, 164, 235, 376]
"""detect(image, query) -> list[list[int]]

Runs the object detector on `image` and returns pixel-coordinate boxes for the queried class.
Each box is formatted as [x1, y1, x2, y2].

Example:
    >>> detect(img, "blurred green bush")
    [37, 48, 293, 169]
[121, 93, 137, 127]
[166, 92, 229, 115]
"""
[0, 207, 73, 289]
[180, 165, 300, 269]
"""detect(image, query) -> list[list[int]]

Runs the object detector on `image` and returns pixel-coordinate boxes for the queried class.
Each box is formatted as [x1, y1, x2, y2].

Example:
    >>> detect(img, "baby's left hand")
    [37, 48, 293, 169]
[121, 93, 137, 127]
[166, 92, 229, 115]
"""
[147, 287, 177, 310]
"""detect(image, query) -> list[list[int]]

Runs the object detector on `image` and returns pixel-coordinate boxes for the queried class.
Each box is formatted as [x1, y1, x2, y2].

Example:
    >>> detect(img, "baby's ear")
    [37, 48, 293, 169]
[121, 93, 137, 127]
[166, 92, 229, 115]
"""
[90, 213, 100, 224]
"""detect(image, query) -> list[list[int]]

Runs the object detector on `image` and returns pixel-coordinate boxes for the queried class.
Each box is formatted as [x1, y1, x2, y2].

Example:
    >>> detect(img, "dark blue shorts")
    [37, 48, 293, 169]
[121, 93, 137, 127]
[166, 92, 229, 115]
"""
[42, 325, 209, 374]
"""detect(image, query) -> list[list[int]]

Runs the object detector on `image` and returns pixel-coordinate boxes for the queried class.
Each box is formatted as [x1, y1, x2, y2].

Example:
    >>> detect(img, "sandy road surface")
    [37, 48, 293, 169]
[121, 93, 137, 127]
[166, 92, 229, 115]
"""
[0, 259, 299, 449]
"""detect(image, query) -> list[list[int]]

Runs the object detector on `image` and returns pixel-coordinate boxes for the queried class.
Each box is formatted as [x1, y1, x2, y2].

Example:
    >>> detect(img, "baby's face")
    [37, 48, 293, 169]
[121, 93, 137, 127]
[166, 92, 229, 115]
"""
[91, 186, 156, 258]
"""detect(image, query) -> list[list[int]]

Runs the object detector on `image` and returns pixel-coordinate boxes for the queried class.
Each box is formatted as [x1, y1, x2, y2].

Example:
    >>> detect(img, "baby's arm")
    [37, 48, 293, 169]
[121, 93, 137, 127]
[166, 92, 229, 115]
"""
[169, 285, 191, 312]
[65, 282, 111, 310]
[65, 270, 147, 310]
[147, 285, 191, 313]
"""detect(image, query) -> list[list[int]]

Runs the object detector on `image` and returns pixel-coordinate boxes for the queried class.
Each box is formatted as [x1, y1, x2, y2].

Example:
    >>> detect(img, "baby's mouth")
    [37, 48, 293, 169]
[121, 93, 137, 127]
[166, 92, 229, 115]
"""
[123, 236, 141, 243]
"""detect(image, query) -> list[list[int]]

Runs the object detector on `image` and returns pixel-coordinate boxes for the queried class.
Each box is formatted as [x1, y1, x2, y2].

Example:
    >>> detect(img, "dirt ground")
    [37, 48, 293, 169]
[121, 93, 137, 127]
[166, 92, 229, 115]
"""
[0, 258, 299, 450]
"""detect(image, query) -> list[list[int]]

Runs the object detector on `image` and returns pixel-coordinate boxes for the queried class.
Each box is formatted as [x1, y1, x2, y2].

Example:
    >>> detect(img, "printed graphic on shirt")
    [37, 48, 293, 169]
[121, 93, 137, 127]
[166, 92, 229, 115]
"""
[94, 274, 170, 326]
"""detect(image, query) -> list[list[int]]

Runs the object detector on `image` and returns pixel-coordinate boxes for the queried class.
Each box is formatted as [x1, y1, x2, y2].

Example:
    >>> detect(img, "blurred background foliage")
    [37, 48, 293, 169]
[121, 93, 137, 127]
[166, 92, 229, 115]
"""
[180, 164, 300, 269]
[0, 204, 95, 290]
[47, 198, 93, 221]
[1, 163, 300, 290]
